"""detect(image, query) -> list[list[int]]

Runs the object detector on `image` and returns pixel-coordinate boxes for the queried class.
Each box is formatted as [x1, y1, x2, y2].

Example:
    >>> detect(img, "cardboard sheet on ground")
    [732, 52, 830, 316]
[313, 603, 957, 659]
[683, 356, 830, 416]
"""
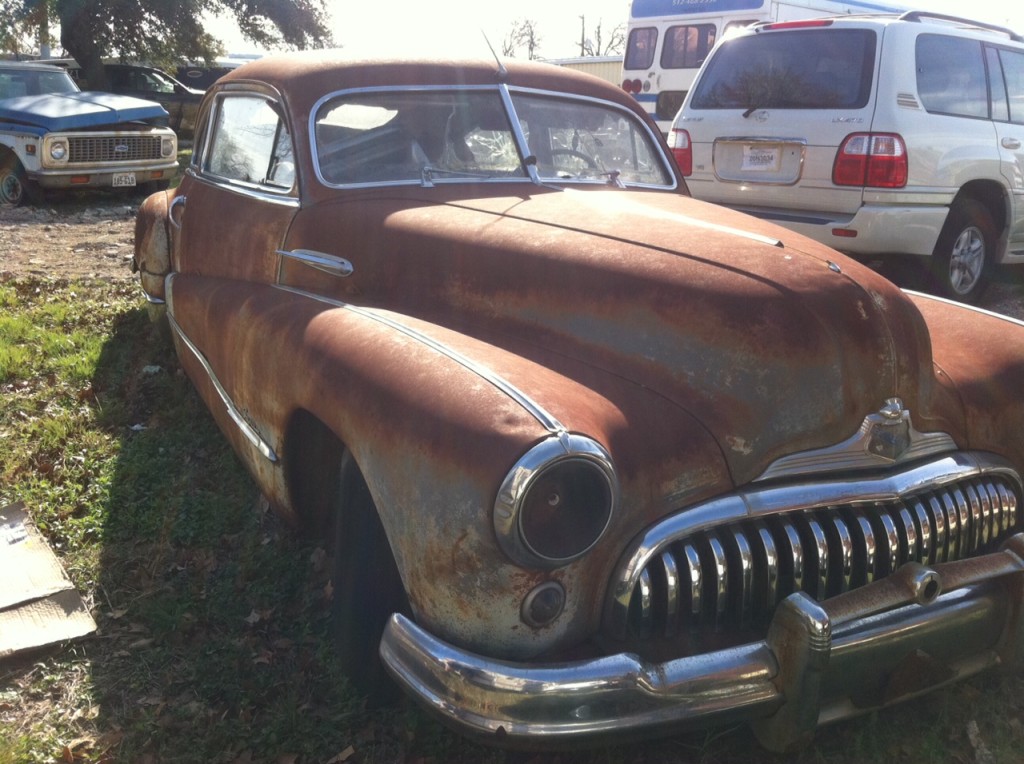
[0, 502, 96, 659]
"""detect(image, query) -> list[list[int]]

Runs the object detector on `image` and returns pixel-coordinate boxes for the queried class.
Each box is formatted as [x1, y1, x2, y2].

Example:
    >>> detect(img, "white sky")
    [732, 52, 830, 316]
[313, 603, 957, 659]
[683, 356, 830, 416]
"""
[208, 0, 1024, 61]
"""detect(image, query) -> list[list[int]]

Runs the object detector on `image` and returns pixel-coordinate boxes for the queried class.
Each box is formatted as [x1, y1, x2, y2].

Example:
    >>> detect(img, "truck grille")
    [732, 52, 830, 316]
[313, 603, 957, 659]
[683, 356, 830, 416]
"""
[620, 470, 1021, 641]
[68, 135, 165, 164]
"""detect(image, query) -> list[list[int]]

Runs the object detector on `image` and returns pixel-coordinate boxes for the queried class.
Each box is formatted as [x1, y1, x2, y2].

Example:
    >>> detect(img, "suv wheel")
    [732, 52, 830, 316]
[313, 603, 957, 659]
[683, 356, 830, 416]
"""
[930, 199, 995, 304]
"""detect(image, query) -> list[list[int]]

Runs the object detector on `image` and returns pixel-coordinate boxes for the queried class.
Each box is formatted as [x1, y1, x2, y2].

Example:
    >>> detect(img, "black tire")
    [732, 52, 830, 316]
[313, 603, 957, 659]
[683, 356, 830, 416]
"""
[930, 199, 996, 304]
[330, 463, 408, 704]
[0, 154, 42, 207]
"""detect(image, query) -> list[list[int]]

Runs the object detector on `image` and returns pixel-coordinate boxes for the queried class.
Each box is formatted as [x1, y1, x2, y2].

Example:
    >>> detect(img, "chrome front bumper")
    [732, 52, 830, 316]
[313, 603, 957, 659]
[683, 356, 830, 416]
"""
[380, 534, 1024, 752]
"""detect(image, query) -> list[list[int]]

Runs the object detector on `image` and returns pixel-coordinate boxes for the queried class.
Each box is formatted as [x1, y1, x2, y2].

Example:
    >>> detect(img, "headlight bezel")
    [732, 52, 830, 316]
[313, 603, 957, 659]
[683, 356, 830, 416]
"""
[494, 434, 618, 570]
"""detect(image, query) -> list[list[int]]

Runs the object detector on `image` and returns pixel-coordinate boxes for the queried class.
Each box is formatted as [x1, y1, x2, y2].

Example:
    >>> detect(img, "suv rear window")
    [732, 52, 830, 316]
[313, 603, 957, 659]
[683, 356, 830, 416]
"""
[689, 29, 877, 110]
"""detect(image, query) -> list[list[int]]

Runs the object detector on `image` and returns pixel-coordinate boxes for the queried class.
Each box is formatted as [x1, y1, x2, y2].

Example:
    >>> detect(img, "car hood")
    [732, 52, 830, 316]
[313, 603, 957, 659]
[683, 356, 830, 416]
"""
[289, 187, 961, 486]
[0, 91, 168, 130]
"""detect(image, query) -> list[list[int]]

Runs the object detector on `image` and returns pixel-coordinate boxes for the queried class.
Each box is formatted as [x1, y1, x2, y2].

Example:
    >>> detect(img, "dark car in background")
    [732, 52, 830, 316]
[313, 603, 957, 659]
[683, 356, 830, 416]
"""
[43, 59, 203, 137]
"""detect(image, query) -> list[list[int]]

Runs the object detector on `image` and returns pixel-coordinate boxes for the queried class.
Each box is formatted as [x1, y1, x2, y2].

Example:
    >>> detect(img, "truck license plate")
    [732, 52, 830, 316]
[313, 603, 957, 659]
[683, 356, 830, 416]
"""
[112, 173, 137, 188]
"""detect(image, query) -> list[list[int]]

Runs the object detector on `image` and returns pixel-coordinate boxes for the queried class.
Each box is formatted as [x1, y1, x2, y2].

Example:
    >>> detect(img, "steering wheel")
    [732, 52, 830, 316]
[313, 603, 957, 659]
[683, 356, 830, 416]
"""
[550, 148, 599, 170]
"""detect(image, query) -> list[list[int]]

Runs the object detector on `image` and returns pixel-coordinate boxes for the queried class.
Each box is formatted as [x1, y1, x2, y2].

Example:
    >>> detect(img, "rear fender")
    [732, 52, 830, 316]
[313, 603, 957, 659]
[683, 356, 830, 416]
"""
[134, 189, 175, 302]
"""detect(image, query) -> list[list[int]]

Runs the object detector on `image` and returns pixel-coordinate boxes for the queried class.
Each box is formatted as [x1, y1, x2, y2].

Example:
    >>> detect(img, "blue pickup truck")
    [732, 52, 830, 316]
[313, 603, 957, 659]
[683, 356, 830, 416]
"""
[0, 61, 178, 206]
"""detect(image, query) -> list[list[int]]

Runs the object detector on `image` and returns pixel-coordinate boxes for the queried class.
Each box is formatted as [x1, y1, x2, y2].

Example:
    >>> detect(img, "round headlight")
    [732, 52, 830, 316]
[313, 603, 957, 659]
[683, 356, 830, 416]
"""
[495, 435, 617, 569]
[519, 459, 612, 560]
[49, 141, 67, 161]
[161, 137, 175, 158]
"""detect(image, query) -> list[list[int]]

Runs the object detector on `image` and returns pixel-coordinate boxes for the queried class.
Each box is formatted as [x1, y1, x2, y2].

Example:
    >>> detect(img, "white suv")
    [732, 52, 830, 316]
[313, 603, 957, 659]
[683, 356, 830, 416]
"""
[670, 12, 1024, 303]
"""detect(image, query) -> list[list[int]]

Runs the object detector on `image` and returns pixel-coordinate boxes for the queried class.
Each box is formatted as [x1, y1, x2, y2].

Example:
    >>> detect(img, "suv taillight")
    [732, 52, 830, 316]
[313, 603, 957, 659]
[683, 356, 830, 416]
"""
[668, 128, 692, 176]
[833, 133, 908, 188]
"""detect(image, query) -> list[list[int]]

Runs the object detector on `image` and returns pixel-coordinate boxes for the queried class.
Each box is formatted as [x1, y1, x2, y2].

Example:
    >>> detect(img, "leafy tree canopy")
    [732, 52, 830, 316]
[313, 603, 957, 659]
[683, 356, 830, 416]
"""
[3, 0, 332, 88]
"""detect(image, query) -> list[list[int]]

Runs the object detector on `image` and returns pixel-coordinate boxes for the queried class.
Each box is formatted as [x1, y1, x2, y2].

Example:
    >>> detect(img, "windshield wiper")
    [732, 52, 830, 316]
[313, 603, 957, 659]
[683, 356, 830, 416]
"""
[604, 170, 625, 189]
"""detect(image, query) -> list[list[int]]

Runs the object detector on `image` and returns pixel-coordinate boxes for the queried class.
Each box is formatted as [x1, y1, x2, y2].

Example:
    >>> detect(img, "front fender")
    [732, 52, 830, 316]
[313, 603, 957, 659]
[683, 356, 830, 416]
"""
[910, 292, 1024, 467]
[165, 275, 569, 656]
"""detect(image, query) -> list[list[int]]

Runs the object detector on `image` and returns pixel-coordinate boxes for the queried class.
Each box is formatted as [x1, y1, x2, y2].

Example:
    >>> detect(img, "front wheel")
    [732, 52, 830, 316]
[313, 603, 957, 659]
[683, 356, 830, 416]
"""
[0, 155, 42, 207]
[930, 199, 996, 304]
[330, 464, 408, 703]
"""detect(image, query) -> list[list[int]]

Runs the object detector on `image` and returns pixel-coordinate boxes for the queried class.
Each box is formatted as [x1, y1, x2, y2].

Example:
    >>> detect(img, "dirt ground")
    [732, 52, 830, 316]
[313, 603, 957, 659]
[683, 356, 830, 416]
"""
[0, 195, 140, 282]
[2, 193, 1023, 319]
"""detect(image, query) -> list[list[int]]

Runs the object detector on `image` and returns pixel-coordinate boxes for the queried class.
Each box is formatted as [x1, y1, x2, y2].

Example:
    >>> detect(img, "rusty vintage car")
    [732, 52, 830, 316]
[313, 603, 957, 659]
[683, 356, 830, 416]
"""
[133, 53, 1024, 751]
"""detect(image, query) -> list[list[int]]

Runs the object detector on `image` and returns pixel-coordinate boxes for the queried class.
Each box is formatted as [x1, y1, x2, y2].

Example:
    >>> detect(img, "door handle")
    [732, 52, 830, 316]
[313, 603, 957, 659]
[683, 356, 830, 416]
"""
[1002, 137, 1022, 150]
[276, 249, 354, 281]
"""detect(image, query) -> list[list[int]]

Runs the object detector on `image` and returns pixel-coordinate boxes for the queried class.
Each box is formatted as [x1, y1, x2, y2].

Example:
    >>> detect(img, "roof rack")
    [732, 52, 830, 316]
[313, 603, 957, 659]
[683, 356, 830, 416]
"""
[899, 11, 1024, 43]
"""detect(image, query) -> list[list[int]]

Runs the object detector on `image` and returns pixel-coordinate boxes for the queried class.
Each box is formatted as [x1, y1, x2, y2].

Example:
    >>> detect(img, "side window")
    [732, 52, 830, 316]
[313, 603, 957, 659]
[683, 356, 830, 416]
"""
[624, 27, 658, 71]
[916, 34, 988, 119]
[661, 25, 717, 69]
[987, 46, 1009, 122]
[996, 47, 1024, 124]
[204, 95, 295, 190]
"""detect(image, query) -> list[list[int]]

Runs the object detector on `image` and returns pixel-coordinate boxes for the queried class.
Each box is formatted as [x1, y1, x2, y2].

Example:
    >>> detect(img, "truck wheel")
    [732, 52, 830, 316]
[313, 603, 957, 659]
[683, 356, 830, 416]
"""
[0, 155, 41, 206]
[930, 199, 995, 304]
[330, 465, 408, 703]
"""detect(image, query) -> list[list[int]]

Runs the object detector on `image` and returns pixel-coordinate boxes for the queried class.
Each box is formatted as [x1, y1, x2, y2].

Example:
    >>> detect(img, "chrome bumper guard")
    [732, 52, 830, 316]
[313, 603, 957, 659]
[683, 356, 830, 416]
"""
[380, 534, 1024, 752]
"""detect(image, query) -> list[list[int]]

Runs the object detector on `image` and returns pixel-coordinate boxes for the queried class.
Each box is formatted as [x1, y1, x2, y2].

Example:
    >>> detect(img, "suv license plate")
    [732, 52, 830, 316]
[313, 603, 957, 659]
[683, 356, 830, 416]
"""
[742, 145, 780, 172]
[112, 173, 137, 188]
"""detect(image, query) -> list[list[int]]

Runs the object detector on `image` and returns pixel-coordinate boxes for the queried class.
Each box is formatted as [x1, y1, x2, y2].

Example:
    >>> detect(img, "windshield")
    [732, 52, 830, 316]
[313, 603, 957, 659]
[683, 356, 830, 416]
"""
[690, 29, 876, 110]
[314, 87, 673, 188]
[0, 67, 79, 99]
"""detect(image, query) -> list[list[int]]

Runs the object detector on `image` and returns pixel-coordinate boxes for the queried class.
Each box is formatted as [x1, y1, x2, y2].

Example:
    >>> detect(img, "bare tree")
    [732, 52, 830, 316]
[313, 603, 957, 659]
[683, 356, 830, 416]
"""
[578, 15, 626, 57]
[502, 18, 542, 60]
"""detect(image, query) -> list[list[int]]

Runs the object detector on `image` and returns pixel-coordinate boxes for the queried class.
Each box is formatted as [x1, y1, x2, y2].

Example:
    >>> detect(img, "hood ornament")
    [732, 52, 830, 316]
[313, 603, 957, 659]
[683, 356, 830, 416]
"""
[866, 398, 912, 462]
[755, 397, 956, 482]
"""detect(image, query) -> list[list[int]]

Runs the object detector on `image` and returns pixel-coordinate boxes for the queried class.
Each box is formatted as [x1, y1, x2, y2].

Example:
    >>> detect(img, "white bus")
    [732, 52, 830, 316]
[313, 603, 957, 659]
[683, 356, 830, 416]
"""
[622, 0, 915, 133]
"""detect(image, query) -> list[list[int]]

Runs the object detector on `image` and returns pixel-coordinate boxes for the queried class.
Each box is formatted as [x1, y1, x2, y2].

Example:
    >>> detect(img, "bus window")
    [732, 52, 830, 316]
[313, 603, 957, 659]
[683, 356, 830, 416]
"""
[625, 27, 658, 70]
[661, 25, 717, 69]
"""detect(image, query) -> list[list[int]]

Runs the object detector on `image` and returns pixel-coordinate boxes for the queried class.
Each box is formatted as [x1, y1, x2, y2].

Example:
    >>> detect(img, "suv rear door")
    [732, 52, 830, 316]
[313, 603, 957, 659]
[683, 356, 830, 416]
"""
[987, 44, 1024, 259]
[678, 22, 880, 219]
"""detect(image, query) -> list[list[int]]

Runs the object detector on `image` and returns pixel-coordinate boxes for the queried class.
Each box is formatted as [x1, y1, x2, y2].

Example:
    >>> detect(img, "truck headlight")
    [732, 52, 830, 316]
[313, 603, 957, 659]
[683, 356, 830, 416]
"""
[495, 435, 617, 569]
[161, 137, 176, 158]
[49, 140, 68, 161]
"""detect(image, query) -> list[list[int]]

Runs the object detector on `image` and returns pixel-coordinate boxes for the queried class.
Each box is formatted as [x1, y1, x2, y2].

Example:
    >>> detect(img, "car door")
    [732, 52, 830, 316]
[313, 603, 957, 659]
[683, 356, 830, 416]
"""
[989, 45, 1024, 260]
[172, 89, 299, 283]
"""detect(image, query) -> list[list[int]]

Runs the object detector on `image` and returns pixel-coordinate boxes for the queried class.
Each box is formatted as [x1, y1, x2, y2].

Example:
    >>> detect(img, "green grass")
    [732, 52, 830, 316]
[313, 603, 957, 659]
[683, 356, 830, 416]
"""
[1, 274, 1022, 763]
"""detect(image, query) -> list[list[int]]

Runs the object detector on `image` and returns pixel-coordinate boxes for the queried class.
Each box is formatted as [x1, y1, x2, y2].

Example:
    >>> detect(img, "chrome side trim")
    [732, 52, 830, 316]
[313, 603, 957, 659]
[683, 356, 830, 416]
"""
[755, 398, 956, 482]
[166, 312, 278, 463]
[272, 285, 566, 436]
[381, 534, 1024, 751]
[906, 289, 1024, 328]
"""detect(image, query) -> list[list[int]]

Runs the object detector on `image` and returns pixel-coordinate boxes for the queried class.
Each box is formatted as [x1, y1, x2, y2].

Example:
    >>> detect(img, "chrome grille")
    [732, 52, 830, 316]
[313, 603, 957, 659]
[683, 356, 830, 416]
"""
[68, 135, 165, 164]
[623, 473, 1020, 640]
